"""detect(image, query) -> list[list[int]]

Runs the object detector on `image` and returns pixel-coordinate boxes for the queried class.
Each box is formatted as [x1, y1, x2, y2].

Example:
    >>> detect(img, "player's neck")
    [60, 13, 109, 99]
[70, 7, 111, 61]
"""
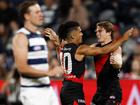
[67, 39, 78, 45]
[24, 22, 38, 33]
[101, 37, 112, 46]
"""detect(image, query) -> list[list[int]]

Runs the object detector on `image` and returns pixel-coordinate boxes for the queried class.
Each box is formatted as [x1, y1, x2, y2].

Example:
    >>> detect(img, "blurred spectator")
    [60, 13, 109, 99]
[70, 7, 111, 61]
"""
[66, 0, 92, 42]
[0, 65, 21, 105]
[113, 25, 121, 39]
[67, 0, 90, 30]
[0, 0, 19, 71]
[98, 9, 116, 23]
[0, 22, 15, 71]
[0, 54, 7, 80]
[0, 0, 19, 26]
[122, 53, 134, 75]
[122, 53, 140, 79]
[122, 27, 140, 56]
[41, 0, 59, 28]
[122, 42, 140, 79]
[58, 0, 72, 23]
[130, 57, 140, 79]
[0, 23, 7, 80]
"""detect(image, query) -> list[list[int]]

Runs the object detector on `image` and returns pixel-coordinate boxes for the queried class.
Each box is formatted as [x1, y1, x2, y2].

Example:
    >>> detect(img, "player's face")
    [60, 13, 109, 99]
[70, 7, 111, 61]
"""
[72, 27, 83, 44]
[27, 4, 44, 27]
[95, 26, 111, 43]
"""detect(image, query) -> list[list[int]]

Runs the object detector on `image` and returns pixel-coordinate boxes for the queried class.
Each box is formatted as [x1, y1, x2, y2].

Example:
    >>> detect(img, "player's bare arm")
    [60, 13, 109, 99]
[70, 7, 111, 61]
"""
[12, 33, 62, 77]
[110, 47, 122, 69]
[75, 28, 134, 61]
[90, 35, 123, 69]
[90, 43, 98, 48]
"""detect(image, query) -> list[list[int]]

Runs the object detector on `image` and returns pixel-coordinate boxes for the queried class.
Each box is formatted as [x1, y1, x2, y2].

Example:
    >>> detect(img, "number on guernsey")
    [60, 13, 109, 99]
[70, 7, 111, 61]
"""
[63, 53, 72, 74]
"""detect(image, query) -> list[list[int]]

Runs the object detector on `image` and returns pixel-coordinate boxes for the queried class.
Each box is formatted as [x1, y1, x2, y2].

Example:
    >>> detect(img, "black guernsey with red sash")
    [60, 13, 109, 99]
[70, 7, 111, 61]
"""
[60, 43, 86, 105]
[92, 43, 122, 105]
[61, 43, 85, 84]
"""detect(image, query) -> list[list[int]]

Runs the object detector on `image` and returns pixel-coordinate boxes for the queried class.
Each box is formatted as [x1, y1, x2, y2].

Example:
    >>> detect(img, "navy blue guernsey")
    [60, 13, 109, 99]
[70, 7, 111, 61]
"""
[16, 28, 50, 87]
[61, 43, 85, 84]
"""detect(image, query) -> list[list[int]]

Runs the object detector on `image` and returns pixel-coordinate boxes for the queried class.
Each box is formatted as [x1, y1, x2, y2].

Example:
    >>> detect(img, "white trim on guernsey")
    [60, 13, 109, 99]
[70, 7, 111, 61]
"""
[20, 76, 50, 86]
[28, 51, 48, 59]
[30, 64, 49, 71]
[29, 38, 47, 46]
[16, 28, 30, 35]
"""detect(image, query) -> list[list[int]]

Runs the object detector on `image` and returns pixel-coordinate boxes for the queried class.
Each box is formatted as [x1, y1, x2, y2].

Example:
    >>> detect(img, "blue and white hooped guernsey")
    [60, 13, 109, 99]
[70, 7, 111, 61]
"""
[16, 28, 50, 86]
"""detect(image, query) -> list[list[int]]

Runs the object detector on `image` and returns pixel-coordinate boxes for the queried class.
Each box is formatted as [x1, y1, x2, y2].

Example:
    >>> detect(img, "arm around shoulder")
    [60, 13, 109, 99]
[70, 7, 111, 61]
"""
[76, 44, 103, 56]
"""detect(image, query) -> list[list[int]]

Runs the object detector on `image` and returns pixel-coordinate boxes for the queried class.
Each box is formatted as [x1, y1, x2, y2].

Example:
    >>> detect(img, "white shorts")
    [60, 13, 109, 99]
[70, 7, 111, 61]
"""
[19, 86, 60, 105]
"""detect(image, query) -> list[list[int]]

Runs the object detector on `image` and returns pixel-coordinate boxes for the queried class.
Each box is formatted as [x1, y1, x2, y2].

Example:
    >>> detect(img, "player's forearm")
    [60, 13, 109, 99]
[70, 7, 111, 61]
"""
[17, 65, 52, 77]
[52, 39, 60, 47]
[101, 38, 124, 54]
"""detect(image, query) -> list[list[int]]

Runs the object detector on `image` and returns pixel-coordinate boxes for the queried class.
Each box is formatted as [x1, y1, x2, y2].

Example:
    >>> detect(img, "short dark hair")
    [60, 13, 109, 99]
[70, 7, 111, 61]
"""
[58, 21, 80, 42]
[96, 21, 114, 38]
[19, 0, 38, 21]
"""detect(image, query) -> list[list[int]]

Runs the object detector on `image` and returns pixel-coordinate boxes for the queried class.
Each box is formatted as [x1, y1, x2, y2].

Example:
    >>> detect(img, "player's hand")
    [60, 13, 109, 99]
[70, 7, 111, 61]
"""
[44, 28, 60, 47]
[46, 66, 64, 77]
[44, 28, 58, 40]
[54, 66, 64, 76]
[123, 28, 134, 41]
[110, 49, 122, 69]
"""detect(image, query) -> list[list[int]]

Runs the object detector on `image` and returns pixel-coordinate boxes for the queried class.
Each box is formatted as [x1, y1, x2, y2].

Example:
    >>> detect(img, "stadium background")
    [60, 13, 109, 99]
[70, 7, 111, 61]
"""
[0, 0, 140, 105]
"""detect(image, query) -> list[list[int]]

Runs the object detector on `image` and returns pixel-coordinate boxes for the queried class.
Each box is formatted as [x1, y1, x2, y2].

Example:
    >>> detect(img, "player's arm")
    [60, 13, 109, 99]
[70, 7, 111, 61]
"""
[44, 28, 62, 58]
[12, 33, 62, 77]
[89, 43, 98, 48]
[76, 28, 134, 58]
[110, 47, 122, 69]
[44, 28, 60, 48]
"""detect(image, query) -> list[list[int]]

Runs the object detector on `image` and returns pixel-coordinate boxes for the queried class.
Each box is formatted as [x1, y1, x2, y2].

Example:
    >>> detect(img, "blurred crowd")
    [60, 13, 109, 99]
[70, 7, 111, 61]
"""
[0, 0, 140, 104]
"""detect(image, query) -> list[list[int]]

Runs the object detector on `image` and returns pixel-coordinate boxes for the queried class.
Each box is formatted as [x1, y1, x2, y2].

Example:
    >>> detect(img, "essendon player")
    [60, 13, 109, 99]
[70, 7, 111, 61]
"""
[44, 21, 134, 105]
[91, 21, 124, 105]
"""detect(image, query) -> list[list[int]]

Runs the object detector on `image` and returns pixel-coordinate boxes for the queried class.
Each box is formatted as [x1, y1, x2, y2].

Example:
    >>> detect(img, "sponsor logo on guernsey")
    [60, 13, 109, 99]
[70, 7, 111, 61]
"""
[63, 48, 71, 51]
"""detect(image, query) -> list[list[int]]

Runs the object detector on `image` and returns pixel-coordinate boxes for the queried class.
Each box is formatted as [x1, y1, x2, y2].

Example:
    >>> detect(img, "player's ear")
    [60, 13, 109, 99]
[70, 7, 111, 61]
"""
[69, 31, 74, 39]
[107, 31, 111, 36]
[71, 34, 75, 39]
[24, 13, 30, 21]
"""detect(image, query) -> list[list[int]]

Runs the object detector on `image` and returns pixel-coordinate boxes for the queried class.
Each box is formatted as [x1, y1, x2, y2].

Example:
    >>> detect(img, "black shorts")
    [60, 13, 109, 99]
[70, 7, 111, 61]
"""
[91, 86, 122, 105]
[60, 80, 86, 105]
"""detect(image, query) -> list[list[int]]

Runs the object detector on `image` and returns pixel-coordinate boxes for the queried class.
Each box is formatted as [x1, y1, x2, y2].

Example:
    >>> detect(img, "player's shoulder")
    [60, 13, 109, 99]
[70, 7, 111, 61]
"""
[116, 46, 122, 51]
[13, 32, 27, 42]
[13, 28, 29, 41]
[76, 44, 89, 53]
[112, 46, 122, 54]
[78, 44, 88, 48]
[13, 32, 28, 46]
